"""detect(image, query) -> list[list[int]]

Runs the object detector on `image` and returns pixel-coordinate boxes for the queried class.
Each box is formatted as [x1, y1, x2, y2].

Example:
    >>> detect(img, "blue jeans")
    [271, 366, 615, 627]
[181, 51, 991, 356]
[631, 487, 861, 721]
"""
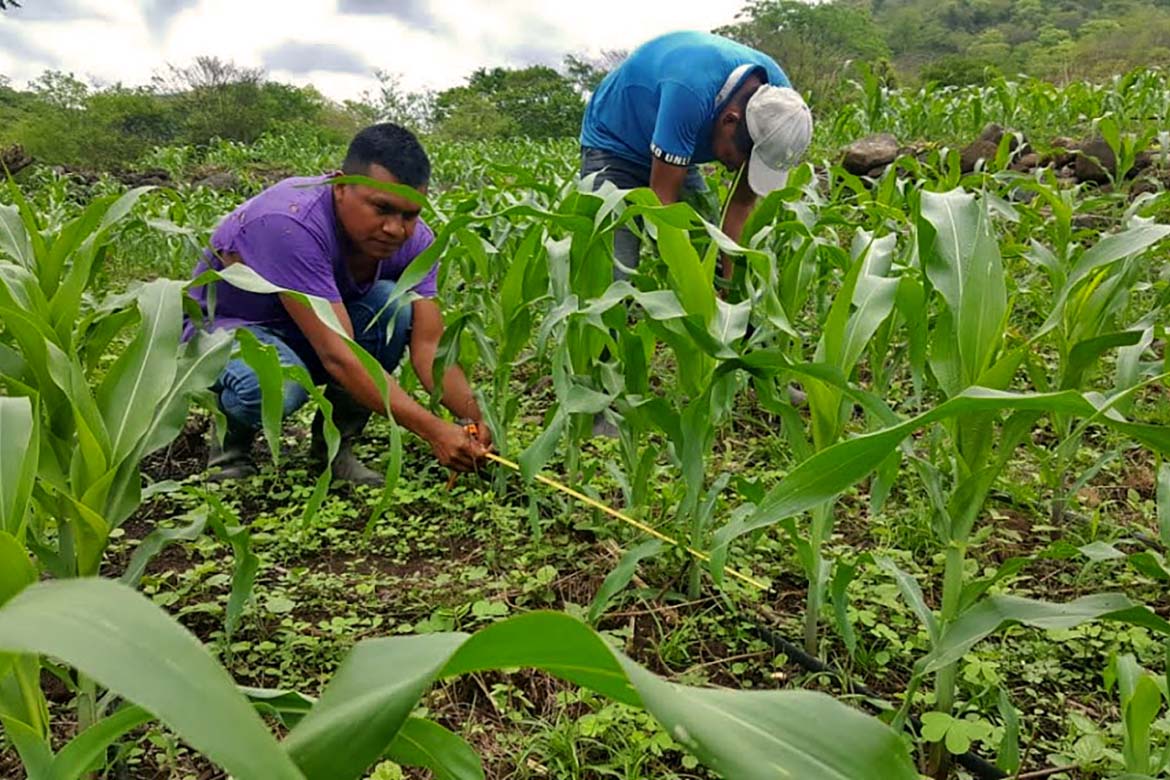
[215, 280, 412, 433]
[580, 146, 710, 278]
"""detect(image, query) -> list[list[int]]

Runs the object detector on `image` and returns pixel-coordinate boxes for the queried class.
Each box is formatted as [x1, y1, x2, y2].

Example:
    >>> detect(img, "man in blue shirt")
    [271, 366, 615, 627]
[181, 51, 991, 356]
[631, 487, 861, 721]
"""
[580, 30, 813, 279]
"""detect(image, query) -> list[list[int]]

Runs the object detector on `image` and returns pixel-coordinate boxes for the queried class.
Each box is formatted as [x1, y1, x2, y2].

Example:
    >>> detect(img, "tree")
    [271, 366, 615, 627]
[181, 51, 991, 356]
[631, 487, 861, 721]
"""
[152, 56, 324, 145]
[433, 65, 584, 140]
[716, 0, 889, 109]
[430, 91, 515, 142]
[28, 70, 88, 110]
[563, 49, 628, 94]
[359, 70, 436, 134]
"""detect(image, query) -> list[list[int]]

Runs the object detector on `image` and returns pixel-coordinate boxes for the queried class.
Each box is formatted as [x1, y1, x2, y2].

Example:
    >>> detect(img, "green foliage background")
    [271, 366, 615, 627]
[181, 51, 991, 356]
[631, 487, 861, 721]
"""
[4, 0, 1170, 169]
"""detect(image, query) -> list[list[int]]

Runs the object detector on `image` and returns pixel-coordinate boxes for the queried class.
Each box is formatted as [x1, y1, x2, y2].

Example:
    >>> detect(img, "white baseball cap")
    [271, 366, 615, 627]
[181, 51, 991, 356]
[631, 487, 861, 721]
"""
[744, 85, 813, 195]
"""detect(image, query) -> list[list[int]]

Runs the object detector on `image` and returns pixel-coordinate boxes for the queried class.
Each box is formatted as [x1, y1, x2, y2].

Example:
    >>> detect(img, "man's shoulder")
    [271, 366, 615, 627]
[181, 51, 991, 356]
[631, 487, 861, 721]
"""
[214, 175, 336, 260]
[242, 175, 333, 222]
[219, 176, 334, 246]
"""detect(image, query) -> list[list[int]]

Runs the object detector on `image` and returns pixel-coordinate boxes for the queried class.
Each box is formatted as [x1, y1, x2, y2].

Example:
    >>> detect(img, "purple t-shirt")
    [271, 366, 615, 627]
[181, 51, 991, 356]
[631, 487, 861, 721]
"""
[187, 174, 438, 333]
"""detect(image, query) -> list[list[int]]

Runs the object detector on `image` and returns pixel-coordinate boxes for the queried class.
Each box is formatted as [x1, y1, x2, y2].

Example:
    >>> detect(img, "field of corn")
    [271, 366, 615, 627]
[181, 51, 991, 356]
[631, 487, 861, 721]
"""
[1, 70, 1169, 780]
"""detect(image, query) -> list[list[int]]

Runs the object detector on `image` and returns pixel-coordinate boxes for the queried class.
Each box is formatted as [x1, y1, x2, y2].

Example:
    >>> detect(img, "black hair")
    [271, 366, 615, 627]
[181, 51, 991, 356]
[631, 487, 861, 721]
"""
[731, 86, 757, 157]
[342, 123, 431, 187]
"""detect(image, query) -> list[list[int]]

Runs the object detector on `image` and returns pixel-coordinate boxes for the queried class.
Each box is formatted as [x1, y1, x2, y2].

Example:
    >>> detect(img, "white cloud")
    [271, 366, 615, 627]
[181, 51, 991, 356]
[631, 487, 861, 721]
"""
[0, 0, 747, 100]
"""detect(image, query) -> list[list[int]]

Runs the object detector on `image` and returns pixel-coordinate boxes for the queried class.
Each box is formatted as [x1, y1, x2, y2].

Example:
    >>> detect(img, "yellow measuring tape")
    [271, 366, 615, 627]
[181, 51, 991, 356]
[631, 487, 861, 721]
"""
[482, 451, 769, 591]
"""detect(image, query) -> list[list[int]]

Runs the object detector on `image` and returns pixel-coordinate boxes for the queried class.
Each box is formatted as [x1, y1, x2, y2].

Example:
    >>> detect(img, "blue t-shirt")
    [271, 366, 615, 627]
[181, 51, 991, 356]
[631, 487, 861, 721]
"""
[580, 31, 790, 168]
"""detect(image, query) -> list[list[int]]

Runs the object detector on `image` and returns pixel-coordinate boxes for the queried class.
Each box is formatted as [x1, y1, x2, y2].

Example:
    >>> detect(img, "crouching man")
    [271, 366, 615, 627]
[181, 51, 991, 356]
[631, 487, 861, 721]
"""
[187, 123, 491, 484]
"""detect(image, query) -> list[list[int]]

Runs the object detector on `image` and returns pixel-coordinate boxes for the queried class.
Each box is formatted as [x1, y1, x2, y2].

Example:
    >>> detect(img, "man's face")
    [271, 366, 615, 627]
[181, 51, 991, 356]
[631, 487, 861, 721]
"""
[711, 111, 750, 171]
[333, 163, 426, 260]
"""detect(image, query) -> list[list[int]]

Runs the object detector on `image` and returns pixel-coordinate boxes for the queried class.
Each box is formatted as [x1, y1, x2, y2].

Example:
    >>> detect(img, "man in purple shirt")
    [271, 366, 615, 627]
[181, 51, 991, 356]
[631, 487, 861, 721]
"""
[189, 123, 490, 484]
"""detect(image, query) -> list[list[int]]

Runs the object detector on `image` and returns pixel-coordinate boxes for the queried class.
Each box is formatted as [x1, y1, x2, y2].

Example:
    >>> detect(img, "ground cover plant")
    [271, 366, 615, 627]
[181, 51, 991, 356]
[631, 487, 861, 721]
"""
[1, 68, 1170, 780]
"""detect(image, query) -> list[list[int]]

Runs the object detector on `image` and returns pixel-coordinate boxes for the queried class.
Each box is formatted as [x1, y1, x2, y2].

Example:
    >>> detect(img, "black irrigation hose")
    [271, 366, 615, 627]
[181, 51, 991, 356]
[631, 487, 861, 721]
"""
[752, 623, 1008, 780]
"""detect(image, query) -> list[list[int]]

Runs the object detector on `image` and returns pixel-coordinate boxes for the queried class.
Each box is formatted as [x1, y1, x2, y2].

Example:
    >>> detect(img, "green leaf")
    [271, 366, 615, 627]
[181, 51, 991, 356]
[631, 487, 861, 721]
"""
[235, 330, 287, 468]
[996, 688, 1020, 774]
[921, 593, 1170, 674]
[656, 224, 715, 325]
[1117, 654, 1162, 774]
[0, 714, 51, 779]
[384, 718, 484, 780]
[141, 329, 234, 454]
[286, 611, 916, 780]
[1039, 224, 1170, 338]
[119, 510, 209, 588]
[875, 557, 939, 642]
[1158, 461, 1169, 547]
[919, 189, 1006, 385]
[588, 540, 664, 623]
[920, 711, 951, 742]
[49, 705, 153, 780]
[944, 723, 972, 755]
[1064, 330, 1144, 389]
[203, 493, 259, 642]
[518, 408, 567, 482]
[0, 202, 33, 268]
[0, 532, 35, 607]
[96, 279, 183, 467]
[0, 579, 303, 780]
[0, 396, 38, 539]
[830, 557, 864, 655]
[711, 387, 1170, 576]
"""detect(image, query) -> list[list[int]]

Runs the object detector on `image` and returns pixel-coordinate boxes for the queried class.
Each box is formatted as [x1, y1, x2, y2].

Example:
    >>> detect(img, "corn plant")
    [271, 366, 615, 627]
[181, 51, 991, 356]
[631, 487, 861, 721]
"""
[768, 229, 901, 654]
[1105, 652, 1170, 778]
[0, 183, 234, 578]
[708, 187, 1170, 775]
[0, 574, 921, 780]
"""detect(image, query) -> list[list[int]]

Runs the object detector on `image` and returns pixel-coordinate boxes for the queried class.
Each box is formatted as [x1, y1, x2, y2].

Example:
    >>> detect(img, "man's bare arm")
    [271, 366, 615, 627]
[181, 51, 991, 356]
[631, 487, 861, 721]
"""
[280, 294, 486, 470]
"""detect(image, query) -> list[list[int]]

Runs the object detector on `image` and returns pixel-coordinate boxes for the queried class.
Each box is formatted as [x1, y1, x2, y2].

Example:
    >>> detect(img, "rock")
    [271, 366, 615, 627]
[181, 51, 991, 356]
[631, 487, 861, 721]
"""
[842, 133, 899, 176]
[979, 123, 1005, 145]
[1134, 150, 1155, 172]
[1075, 136, 1115, 183]
[960, 139, 999, 173]
[979, 122, 1025, 152]
[252, 166, 296, 188]
[897, 141, 928, 158]
[1045, 137, 1080, 168]
[0, 144, 33, 175]
[118, 168, 171, 188]
[1130, 178, 1159, 199]
[865, 165, 888, 178]
[1010, 152, 1041, 172]
[192, 170, 241, 191]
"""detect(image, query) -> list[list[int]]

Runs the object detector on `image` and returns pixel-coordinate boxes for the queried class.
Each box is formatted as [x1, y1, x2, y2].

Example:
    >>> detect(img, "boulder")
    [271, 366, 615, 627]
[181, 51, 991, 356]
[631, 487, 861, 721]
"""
[118, 168, 171, 188]
[842, 133, 899, 175]
[1010, 152, 1041, 172]
[1075, 137, 1115, 184]
[1130, 178, 1159, 199]
[960, 139, 999, 173]
[0, 144, 33, 175]
[192, 170, 241, 191]
[1046, 137, 1080, 168]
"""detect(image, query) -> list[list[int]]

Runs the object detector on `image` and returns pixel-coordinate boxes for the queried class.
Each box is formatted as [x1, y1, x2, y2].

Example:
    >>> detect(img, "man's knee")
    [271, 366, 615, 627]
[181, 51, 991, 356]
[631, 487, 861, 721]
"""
[349, 281, 413, 370]
[219, 365, 303, 427]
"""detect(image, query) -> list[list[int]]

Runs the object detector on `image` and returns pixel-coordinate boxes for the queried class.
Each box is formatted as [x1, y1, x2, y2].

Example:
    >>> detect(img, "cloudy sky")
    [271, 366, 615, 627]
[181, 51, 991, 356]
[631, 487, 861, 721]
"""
[0, 0, 748, 100]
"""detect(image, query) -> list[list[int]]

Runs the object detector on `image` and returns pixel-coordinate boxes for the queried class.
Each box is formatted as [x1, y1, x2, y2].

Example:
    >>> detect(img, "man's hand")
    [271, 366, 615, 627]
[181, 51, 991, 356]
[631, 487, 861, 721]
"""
[472, 419, 493, 450]
[428, 419, 490, 472]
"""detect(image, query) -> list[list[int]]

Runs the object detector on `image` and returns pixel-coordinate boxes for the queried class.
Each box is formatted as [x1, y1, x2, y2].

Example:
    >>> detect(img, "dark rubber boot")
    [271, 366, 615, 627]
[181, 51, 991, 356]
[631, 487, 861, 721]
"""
[311, 392, 383, 487]
[207, 423, 257, 481]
